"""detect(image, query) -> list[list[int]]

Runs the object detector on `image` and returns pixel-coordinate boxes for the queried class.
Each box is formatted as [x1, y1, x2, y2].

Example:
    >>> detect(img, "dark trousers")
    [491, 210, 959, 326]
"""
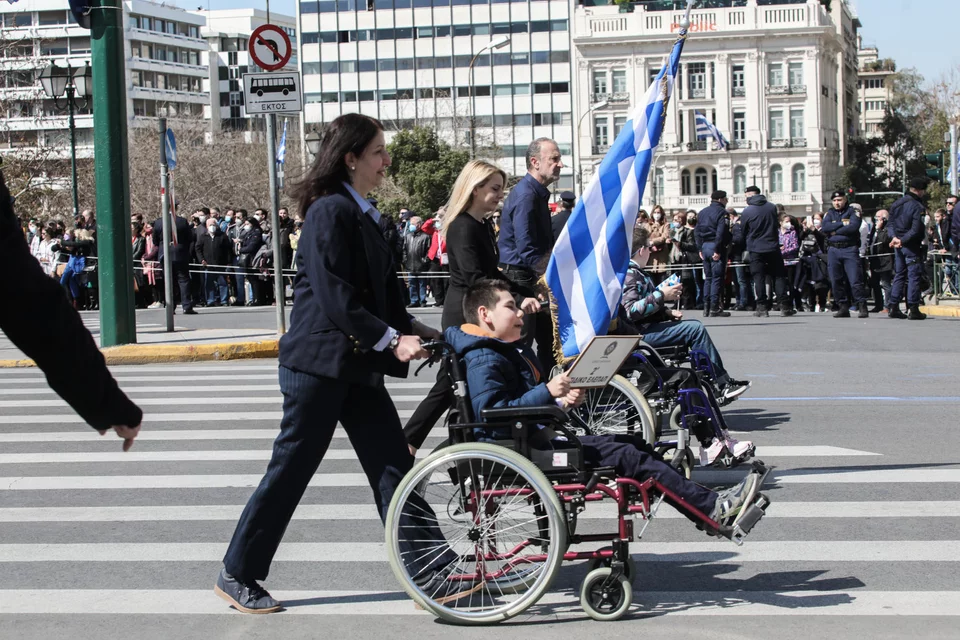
[701, 249, 726, 309]
[501, 265, 556, 374]
[223, 366, 436, 582]
[870, 269, 892, 309]
[429, 261, 447, 306]
[403, 360, 454, 449]
[827, 245, 866, 305]
[640, 319, 729, 385]
[172, 261, 193, 311]
[749, 251, 788, 310]
[890, 246, 922, 306]
[580, 435, 716, 518]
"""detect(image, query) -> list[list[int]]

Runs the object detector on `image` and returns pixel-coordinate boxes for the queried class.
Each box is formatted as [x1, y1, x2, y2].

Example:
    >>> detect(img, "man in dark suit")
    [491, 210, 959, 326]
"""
[551, 190, 575, 245]
[153, 212, 197, 314]
[215, 118, 448, 613]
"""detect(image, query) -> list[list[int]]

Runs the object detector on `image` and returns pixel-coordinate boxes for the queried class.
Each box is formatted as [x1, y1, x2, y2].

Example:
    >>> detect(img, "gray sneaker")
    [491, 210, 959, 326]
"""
[214, 568, 282, 614]
[710, 473, 760, 526]
[414, 563, 483, 605]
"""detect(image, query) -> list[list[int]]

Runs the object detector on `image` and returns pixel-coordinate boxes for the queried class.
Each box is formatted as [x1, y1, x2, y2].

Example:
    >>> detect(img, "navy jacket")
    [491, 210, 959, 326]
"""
[733, 194, 780, 254]
[889, 192, 927, 251]
[821, 205, 862, 247]
[694, 200, 730, 255]
[0, 170, 142, 431]
[446, 324, 552, 439]
[498, 173, 553, 271]
[152, 215, 195, 264]
[280, 188, 413, 385]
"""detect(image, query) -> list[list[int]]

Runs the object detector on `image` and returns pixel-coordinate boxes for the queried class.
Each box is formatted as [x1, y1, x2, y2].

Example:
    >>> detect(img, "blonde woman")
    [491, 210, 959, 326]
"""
[403, 159, 539, 451]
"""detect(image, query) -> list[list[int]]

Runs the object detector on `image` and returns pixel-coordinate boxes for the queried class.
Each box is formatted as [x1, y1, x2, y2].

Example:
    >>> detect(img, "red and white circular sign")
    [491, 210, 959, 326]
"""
[249, 24, 292, 72]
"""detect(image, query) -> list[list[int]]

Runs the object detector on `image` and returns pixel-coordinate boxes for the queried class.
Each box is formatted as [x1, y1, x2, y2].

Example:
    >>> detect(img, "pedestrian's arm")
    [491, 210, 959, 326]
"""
[512, 192, 541, 269]
[832, 212, 861, 239]
[716, 212, 730, 245]
[899, 209, 925, 246]
[820, 213, 842, 235]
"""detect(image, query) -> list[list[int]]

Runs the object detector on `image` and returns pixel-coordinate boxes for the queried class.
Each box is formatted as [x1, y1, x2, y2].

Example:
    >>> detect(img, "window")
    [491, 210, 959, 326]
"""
[655, 169, 664, 200]
[788, 61, 803, 86]
[768, 110, 784, 139]
[767, 62, 783, 87]
[612, 69, 626, 94]
[865, 100, 887, 111]
[38, 11, 67, 26]
[688, 62, 706, 97]
[681, 169, 691, 196]
[733, 111, 746, 141]
[592, 70, 607, 96]
[648, 67, 658, 87]
[791, 164, 806, 192]
[11, 13, 33, 27]
[341, 91, 357, 102]
[227, 51, 238, 66]
[359, 90, 375, 101]
[614, 115, 627, 137]
[594, 117, 609, 148]
[770, 165, 783, 193]
[865, 78, 885, 89]
[789, 108, 804, 138]
[41, 40, 69, 56]
[694, 167, 709, 195]
[733, 166, 747, 194]
[732, 64, 745, 92]
[229, 92, 243, 106]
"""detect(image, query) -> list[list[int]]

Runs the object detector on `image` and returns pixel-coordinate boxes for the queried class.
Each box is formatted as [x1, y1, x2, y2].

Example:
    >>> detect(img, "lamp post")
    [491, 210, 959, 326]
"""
[305, 129, 322, 158]
[468, 35, 510, 158]
[39, 61, 92, 218]
[575, 99, 608, 196]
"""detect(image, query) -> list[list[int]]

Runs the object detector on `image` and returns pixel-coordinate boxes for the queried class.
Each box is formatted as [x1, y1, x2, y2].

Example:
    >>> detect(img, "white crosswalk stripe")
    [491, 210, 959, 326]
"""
[1, 358, 959, 631]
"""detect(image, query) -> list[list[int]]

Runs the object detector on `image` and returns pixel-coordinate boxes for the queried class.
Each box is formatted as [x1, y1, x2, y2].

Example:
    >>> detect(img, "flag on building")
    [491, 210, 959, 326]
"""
[276, 121, 287, 165]
[546, 21, 690, 358]
[695, 110, 728, 150]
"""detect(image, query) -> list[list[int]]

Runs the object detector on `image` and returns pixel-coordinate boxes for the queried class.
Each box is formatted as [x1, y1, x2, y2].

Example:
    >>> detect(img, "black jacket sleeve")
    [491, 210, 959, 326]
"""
[0, 170, 142, 431]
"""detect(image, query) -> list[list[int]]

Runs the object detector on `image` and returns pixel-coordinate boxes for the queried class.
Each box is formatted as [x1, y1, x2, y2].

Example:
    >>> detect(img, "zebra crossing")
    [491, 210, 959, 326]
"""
[0, 360, 959, 633]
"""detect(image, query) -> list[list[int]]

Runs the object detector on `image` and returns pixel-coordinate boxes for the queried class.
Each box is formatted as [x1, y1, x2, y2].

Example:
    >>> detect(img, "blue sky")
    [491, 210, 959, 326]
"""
[191, 0, 958, 82]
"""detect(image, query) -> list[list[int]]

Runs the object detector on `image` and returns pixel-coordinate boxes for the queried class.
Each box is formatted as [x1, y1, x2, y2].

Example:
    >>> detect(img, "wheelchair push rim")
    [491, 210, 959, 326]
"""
[385, 443, 567, 625]
[575, 374, 656, 443]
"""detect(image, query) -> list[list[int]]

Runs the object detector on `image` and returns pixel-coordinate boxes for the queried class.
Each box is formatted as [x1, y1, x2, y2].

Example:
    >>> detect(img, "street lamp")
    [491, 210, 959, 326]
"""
[39, 61, 92, 218]
[304, 128, 321, 157]
[575, 99, 607, 196]
[468, 35, 511, 158]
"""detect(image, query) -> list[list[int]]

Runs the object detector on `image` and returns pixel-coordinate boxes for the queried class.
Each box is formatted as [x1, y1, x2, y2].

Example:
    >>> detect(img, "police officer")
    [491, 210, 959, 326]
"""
[695, 190, 732, 317]
[822, 190, 868, 318]
[888, 177, 930, 320]
[551, 190, 575, 245]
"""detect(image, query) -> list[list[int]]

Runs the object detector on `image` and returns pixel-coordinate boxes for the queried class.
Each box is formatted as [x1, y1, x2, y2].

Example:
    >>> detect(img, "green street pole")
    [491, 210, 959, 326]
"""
[91, 0, 136, 346]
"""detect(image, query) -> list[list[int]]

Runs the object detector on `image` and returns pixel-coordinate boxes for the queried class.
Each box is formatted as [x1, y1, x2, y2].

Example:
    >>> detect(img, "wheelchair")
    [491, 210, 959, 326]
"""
[384, 342, 770, 625]
[572, 340, 755, 477]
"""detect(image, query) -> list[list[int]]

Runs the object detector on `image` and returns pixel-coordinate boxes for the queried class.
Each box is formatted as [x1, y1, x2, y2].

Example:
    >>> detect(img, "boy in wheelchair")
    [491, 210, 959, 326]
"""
[448, 279, 767, 532]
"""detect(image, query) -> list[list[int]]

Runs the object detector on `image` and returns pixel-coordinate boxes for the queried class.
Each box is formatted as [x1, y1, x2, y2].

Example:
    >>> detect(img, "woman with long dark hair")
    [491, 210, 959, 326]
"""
[402, 160, 539, 452]
[216, 114, 447, 613]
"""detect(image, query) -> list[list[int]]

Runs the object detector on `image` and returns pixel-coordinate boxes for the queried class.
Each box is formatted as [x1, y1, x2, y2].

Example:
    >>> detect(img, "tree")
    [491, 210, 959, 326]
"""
[381, 126, 470, 217]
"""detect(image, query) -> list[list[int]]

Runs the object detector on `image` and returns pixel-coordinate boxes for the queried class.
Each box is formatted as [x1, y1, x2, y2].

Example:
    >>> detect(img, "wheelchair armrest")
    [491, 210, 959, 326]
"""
[480, 405, 568, 424]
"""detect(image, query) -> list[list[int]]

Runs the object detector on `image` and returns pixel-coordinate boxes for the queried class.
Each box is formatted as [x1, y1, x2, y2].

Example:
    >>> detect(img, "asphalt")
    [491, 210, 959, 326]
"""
[0, 309, 958, 638]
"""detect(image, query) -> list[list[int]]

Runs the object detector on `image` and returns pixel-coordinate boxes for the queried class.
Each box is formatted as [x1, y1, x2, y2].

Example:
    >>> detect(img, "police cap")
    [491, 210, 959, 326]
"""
[910, 176, 931, 191]
[831, 190, 847, 200]
[711, 190, 727, 200]
[560, 191, 576, 203]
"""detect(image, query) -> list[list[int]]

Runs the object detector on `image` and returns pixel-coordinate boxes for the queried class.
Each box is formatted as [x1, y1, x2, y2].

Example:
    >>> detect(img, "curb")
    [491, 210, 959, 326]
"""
[919, 305, 960, 318]
[0, 339, 280, 368]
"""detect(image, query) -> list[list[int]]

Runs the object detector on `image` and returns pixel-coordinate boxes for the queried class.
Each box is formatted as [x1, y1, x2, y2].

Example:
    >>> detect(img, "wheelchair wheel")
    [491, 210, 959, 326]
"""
[575, 374, 656, 443]
[580, 567, 632, 621]
[385, 443, 567, 625]
[587, 549, 636, 583]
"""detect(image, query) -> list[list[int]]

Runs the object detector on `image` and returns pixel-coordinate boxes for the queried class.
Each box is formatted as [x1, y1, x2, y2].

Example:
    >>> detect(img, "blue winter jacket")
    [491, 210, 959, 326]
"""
[821, 204, 862, 247]
[889, 192, 927, 251]
[694, 200, 731, 254]
[444, 324, 553, 439]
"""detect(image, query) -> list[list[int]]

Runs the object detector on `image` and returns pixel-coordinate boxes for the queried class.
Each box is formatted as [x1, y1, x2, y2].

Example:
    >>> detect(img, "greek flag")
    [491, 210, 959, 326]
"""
[695, 110, 728, 150]
[546, 24, 689, 358]
[276, 121, 287, 165]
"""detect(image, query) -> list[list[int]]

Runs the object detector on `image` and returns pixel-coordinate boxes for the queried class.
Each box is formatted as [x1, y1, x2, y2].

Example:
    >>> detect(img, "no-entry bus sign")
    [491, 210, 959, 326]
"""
[249, 24, 292, 72]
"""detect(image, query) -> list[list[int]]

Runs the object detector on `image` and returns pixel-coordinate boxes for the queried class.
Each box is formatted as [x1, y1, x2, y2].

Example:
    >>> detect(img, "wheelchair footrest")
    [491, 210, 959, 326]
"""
[732, 493, 769, 542]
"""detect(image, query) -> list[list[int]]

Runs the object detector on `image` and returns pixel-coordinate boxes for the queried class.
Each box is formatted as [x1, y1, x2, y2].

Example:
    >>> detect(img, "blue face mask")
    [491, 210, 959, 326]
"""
[225, 216, 232, 223]
[408, 223, 417, 233]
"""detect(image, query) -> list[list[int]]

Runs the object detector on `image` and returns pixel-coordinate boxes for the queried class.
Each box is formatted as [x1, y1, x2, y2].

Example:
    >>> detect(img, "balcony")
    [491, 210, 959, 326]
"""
[767, 138, 807, 149]
[592, 92, 630, 104]
[791, 137, 807, 147]
[688, 88, 706, 99]
[765, 84, 807, 96]
[686, 141, 708, 151]
[732, 87, 746, 97]
[592, 144, 611, 155]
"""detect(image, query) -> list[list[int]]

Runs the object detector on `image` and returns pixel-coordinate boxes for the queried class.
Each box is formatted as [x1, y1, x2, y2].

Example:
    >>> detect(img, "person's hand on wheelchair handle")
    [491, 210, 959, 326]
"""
[662, 283, 682, 302]
[546, 372, 571, 398]
[392, 335, 429, 362]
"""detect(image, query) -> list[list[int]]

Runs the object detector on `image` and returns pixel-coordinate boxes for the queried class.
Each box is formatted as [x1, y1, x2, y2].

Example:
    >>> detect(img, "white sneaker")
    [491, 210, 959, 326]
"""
[721, 430, 754, 458]
[147, 302, 162, 309]
[699, 439, 726, 466]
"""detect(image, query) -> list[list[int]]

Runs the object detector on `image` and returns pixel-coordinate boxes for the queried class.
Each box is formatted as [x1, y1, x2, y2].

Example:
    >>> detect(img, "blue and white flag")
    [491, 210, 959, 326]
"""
[546, 21, 690, 358]
[695, 110, 728, 150]
[276, 121, 287, 165]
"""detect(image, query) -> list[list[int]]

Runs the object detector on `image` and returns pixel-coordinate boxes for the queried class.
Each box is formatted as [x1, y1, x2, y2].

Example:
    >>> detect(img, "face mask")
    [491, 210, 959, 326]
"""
[29, 225, 37, 233]
[813, 219, 822, 229]
[653, 214, 663, 222]
[782, 222, 792, 230]
[923, 215, 931, 225]
[64, 234, 72, 241]
[254, 215, 263, 222]
[669, 222, 679, 230]
[225, 216, 233, 223]
[198, 215, 207, 224]
[244, 224, 252, 232]
[408, 223, 417, 233]
[687, 217, 696, 225]
[208, 226, 217, 235]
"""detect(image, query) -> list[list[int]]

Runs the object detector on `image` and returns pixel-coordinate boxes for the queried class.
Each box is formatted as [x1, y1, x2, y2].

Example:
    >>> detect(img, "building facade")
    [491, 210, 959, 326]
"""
[296, 0, 576, 190]
[856, 40, 894, 139]
[0, 0, 207, 158]
[572, 0, 861, 215]
[193, 8, 298, 136]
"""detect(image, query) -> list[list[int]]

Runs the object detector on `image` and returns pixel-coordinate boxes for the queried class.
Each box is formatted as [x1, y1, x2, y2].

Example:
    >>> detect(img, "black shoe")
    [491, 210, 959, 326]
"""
[214, 569, 282, 614]
[744, 304, 756, 312]
[780, 308, 796, 317]
[888, 306, 907, 319]
[734, 305, 746, 312]
[413, 564, 482, 605]
[712, 308, 731, 317]
[907, 305, 927, 320]
[857, 302, 869, 319]
[183, 308, 198, 315]
[753, 307, 768, 318]
[721, 379, 751, 402]
[869, 307, 884, 313]
[703, 307, 712, 318]
[833, 305, 850, 318]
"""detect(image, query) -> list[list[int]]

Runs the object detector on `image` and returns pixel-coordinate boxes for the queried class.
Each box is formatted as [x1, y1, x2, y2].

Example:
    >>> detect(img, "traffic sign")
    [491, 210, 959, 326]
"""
[243, 72, 302, 115]
[164, 128, 177, 170]
[68, 0, 92, 30]
[249, 24, 292, 72]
